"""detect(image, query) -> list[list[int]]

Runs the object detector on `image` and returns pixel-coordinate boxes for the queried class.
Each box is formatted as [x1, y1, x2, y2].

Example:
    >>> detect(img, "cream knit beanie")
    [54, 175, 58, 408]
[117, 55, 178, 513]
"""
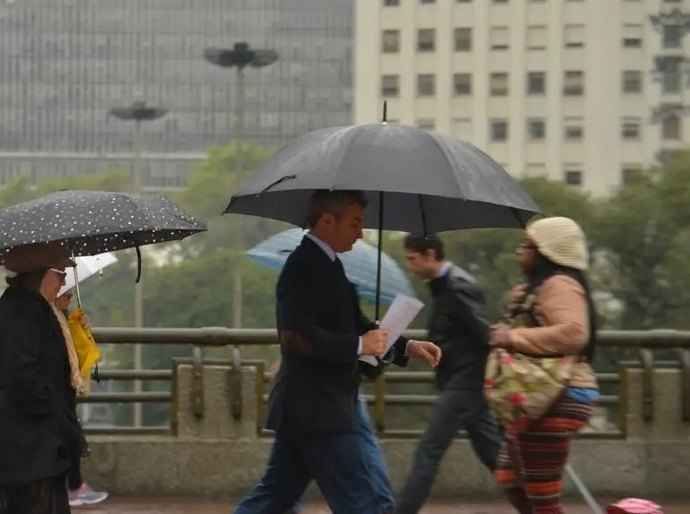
[526, 216, 589, 270]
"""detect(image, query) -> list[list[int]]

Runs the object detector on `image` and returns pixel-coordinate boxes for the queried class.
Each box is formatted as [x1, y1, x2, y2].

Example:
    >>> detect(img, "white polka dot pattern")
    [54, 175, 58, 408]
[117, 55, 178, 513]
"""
[0, 190, 206, 258]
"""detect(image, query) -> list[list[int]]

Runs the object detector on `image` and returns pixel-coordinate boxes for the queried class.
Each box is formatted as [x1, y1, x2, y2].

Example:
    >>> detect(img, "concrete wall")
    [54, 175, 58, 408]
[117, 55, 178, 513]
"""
[82, 364, 690, 499]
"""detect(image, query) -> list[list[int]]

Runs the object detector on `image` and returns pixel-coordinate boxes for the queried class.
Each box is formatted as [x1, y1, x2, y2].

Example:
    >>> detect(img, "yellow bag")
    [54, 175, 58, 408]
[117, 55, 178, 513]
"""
[68, 308, 102, 377]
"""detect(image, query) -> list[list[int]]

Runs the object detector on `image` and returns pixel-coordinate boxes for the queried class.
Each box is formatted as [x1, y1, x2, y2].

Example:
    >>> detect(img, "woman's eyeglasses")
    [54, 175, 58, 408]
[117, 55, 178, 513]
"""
[49, 268, 68, 281]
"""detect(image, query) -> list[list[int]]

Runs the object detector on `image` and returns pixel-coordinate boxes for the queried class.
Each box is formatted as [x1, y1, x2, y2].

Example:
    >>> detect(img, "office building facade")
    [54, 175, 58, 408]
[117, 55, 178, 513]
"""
[0, 0, 353, 189]
[355, 0, 689, 195]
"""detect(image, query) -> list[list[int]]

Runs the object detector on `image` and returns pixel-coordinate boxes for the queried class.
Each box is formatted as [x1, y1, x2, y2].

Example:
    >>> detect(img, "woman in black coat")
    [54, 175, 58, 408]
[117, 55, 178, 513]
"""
[0, 243, 82, 514]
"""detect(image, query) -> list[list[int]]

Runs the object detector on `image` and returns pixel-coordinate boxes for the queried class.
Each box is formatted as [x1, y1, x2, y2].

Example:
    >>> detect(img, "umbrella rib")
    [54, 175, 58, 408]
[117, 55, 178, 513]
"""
[417, 195, 429, 236]
[259, 174, 297, 194]
[510, 207, 529, 228]
[426, 132, 469, 200]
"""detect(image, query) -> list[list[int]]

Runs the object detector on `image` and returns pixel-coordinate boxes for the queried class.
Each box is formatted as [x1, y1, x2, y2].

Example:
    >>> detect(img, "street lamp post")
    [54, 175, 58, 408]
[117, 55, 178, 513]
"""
[204, 42, 278, 329]
[109, 101, 167, 427]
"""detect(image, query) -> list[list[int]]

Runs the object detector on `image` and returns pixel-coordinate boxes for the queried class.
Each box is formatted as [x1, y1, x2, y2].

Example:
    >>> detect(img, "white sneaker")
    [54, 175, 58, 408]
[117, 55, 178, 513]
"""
[68, 482, 109, 507]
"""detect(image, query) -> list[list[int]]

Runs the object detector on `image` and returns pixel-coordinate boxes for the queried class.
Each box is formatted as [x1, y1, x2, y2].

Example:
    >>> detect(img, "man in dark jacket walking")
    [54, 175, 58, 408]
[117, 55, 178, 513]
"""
[233, 191, 441, 514]
[395, 234, 501, 514]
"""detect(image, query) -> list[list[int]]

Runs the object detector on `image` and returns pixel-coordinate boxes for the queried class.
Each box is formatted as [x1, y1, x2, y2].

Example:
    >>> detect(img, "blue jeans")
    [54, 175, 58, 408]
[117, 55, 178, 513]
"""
[233, 397, 393, 514]
[395, 388, 501, 514]
[287, 396, 393, 513]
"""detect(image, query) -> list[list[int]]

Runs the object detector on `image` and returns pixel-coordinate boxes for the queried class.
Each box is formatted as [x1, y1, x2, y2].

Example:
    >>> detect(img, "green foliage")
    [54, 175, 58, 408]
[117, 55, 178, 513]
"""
[175, 142, 287, 255]
[591, 152, 690, 329]
[0, 169, 130, 209]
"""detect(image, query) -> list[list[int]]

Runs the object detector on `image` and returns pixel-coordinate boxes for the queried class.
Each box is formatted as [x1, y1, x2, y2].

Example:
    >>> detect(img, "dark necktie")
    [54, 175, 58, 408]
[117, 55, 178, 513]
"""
[333, 257, 346, 276]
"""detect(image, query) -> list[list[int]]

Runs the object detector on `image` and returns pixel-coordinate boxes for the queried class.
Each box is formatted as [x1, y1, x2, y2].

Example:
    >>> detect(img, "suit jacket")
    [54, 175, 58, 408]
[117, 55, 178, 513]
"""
[264, 236, 407, 433]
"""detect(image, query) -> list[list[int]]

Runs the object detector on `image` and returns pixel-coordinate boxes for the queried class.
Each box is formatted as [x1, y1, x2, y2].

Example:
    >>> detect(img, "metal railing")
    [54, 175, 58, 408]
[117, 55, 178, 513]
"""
[82, 327, 690, 438]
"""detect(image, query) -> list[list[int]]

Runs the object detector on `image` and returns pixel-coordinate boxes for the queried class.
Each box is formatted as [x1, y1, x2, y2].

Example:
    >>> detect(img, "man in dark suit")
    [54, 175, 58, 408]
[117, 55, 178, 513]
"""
[233, 190, 441, 514]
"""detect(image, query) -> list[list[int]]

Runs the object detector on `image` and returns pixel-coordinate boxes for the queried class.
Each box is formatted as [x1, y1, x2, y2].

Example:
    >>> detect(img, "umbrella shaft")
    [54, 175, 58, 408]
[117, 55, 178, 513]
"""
[375, 192, 384, 322]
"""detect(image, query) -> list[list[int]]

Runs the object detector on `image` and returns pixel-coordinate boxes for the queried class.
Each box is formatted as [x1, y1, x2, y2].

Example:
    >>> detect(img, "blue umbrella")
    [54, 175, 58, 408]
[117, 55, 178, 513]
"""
[246, 228, 416, 306]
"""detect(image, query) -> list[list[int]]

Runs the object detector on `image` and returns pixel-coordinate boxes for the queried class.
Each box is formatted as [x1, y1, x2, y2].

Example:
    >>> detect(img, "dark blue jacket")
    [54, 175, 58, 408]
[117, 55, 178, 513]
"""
[265, 237, 407, 433]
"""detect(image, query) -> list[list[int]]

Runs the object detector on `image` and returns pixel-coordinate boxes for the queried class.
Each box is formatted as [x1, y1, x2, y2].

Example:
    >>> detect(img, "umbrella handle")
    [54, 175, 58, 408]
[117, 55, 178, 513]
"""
[135, 246, 142, 283]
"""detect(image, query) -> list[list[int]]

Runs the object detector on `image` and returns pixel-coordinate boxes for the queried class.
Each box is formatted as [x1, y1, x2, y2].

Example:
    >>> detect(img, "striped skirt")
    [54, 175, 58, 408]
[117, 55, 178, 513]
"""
[494, 395, 593, 514]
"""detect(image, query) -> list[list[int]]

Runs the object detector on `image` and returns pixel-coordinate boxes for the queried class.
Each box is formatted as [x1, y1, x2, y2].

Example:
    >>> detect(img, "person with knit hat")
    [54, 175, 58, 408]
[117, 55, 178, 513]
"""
[0, 243, 81, 514]
[489, 217, 599, 514]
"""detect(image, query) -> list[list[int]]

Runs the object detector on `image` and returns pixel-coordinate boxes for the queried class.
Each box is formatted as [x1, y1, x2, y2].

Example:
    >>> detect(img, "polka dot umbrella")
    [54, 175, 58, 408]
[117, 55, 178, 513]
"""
[0, 190, 206, 281]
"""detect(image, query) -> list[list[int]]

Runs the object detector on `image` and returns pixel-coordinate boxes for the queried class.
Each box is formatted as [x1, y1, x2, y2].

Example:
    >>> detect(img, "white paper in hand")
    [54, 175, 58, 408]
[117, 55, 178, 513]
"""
[359, 294, 425, 366]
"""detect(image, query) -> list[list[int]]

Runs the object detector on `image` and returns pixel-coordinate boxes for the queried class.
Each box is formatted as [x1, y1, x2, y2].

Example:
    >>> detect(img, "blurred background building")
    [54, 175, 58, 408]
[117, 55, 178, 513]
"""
[355, 0, 690, 196]
[0, 0, 353, 189]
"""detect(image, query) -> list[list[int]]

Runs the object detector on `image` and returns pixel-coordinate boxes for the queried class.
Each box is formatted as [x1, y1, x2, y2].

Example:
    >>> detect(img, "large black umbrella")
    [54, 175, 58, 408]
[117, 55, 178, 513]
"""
[224, 123, 539, 318]
[0, 190, 206, 281]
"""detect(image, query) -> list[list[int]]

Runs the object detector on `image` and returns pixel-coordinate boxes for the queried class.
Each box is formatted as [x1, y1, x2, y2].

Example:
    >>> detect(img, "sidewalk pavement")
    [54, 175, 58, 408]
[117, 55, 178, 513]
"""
[73, 497, 690, 513]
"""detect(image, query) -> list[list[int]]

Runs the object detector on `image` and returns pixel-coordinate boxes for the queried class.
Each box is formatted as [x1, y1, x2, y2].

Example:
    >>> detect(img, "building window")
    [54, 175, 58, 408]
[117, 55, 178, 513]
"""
[382, 30, 400, 53]
[564, 117, 584, 141]
[564, 25, 585, 48]
[528, 118, 546, 140]
[490, 119, 508, 141]
[563, 71, 584, 96]
[663, 25, 683, 49]
[457, 0, 472, 3]
[454, 28, 472, 51]
[527, 72, 546, 95]
[381, 75, 400, 97]
[526, 26, 547, 50]
[490, 73, 509, 96]
[417, 29, 436, 52]
[662, 114, 681, 140]
[622, 24, 643, 48]
[663, 72, 682, 94]
[621, 118, 642, 140]
[421, 0, 436, 3]
[490, 27, 509, 50]
[564, 169, 583, 186]
[622, 166, 642, 185]
[452, 118, 472, 140]
[453, 73, 472, 95]
[622, 70, 642, 93]
[417, 74, 436, 96]
[384, 0, 399, 5]
[493, 0, 509, 3]
[417, 119, 435, 130]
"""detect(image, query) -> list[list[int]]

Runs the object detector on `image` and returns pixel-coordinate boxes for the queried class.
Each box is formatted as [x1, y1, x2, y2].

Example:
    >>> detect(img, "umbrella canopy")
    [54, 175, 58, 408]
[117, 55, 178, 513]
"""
[246, 228, 416, 305]
[0, 190, 206, 258]
[224, 124, 539, 232]
[224, 123, 539, 319]
[59, 252, 118, 297]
